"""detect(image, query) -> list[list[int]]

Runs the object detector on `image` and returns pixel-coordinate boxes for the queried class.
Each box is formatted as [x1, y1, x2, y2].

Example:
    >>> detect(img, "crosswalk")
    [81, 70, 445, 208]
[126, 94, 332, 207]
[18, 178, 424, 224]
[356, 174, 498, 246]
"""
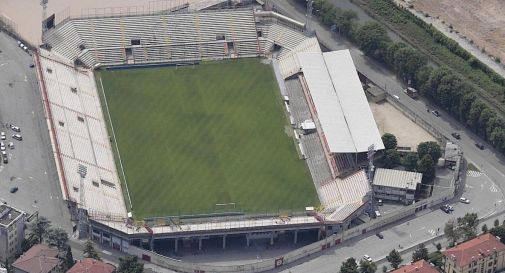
[467, 170, 482, 177]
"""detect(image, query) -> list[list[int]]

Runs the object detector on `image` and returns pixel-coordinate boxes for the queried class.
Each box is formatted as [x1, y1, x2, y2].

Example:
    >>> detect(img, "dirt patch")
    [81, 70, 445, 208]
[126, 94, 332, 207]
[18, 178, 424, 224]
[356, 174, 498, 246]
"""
[411, 0, 505, 63]
[370, 101, 436, 151]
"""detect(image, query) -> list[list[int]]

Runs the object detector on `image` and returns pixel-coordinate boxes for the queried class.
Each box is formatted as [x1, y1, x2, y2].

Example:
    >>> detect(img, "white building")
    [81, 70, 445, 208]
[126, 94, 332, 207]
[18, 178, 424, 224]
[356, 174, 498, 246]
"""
[0, 204, 26, 261]
[372, 168, 422, 205]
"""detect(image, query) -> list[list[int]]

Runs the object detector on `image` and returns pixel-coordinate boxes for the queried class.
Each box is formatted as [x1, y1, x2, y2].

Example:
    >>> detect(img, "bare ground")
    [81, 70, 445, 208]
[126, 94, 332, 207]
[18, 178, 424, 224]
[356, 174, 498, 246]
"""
[411, 0, 505, 63]
[370, 101, 435, 151]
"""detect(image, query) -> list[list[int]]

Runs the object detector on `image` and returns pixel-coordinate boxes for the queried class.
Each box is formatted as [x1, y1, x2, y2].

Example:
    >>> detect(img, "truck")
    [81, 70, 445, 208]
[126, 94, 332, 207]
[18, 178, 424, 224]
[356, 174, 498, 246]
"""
[404, 87, 418, 99]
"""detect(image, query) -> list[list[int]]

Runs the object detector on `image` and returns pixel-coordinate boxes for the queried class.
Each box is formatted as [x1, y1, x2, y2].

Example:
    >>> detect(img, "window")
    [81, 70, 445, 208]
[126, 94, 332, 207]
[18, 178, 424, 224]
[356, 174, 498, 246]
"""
[257, 31, 262, 37]
[216, 34, 226, 40]
[73, 186, 79, 192]
[92, 181, 99, 187]
[77, 116, 84, 122]
[71, 87, 77, 93]
[79, 44, 86, 50]
[46, 68, 52, 73]
[131, 39, 141, 46]
[488, 262, 492, 267]
[59, 121, 64, 127]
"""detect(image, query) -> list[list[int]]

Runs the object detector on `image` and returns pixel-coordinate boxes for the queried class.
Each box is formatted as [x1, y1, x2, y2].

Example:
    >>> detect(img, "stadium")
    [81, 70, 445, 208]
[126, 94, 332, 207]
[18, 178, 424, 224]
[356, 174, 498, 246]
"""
[33, 0, 384, 260]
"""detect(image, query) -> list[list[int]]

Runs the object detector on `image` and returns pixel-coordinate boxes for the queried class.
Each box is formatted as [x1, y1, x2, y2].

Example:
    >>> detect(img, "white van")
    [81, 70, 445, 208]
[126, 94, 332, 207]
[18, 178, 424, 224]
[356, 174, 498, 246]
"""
[375, 210, 382, 217]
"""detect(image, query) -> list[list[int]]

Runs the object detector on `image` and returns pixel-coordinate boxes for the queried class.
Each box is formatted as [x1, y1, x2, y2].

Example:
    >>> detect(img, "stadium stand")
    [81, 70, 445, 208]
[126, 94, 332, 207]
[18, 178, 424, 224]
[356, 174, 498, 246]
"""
[35, 49, 127, 217]
[44, 9, 261, 67]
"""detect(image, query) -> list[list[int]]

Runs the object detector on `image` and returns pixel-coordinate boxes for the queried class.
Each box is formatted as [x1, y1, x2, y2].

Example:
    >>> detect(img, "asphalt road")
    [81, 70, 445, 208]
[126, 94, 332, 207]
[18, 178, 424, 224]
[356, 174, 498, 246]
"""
[0, 31, 72, 231]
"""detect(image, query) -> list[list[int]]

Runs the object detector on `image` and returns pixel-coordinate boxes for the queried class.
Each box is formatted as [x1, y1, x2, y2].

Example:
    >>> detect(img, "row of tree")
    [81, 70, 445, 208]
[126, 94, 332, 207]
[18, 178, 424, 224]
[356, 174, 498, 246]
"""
[339, 242, 443, 273]
[305, 0, 505, 154]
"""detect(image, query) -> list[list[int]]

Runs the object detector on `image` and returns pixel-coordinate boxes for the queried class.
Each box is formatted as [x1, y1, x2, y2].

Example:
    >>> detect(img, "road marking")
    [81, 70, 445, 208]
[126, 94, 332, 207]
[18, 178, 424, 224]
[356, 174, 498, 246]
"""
[24, 75, 27, 82]
[467, 170, 482, 177]
[50, 195, 53, 200]
[465, 184, 474, 189]
[427, 229, 436, 236]
[0, 166, 3, 173]
[102, 250, 111, 255]
[0, 63, 7, 68]
[490, 185, 499, 193]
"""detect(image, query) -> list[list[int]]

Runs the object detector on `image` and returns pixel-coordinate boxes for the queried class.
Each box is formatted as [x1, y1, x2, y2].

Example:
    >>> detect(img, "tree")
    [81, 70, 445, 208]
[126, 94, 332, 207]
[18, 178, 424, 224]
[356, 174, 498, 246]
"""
[382, 133, 397, 150]
[457, 213, 479, 241]
[355, 22, 392, 61]
[435, 243, 442, 252]
[386, 249, 403, 269]
[482, 224, 488, 234]
[29, 216, 51, 244]
[417, 142, 442, 162]
[417, 154, 435, 183]
[382, 266, 388, 273]
[118, 256, 144, 273]
[444, 219, 460, 246]
[56, 245, 74, 272]
[341, 258, 359, 273]
[47, 228, 69, 251]
[412, 243, 429, 262]
[384, 149, 401, 168]
[333, 8, 358, 36]
[490, 226, 505, 244]
[393, 46, 427, 82]
[83, 240, 101, 261]
[495, 219, 500, 227]
[359, 260, 377, 273]
[428, 251, 443, 268]
[402, 153, 419, 171]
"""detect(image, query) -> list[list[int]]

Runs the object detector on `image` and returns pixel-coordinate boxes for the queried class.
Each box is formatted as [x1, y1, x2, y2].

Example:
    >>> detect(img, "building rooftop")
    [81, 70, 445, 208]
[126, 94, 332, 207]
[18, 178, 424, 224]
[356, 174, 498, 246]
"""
[297, 50, 384, 154]
[12, 244, 59, 273]
[443, 233, 505, 267]
[0, 204, 23, 227]
[372, 168, 422, 191]
[390, 260, 439, 273]
[445, 142, 461, 161]
[67, 258, 116, 273]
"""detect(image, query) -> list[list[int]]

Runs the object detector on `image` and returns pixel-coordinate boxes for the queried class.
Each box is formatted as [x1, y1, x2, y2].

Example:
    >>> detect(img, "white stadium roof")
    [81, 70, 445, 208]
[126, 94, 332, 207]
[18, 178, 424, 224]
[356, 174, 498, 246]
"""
[297, 50, 385, 153]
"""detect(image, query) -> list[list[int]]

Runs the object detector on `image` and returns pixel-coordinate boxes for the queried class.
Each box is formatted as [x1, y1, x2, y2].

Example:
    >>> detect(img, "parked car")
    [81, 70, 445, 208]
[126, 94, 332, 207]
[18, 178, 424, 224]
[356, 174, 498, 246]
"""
[0, 142, 4, 151]
[0, 132, 5, 140]
[393, 95, 400, 100]
[29, 63, 35, 68]
[8, 142, 14, 149]
[12, 134, 22, 141]
[475, 143, 484, 150]
[377, 199, 383, 206]
[431, 110, 440, 117]
[451, 132, 461, 139]
[441, 204, 452, 213]
[10, 187, 18, 193]
[459, 197, 470, 204]
[363, 255, 373, 262]
[376, 232, 384, 239]
[10, 125, 20, 132]
[3, 157, 7, 164]
[375, 210, 381, 217]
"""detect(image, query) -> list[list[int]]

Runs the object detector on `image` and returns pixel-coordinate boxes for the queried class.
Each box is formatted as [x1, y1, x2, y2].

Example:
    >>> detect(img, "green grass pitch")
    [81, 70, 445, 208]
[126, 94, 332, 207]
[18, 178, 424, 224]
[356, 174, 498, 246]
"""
[96, 59, 318, 219]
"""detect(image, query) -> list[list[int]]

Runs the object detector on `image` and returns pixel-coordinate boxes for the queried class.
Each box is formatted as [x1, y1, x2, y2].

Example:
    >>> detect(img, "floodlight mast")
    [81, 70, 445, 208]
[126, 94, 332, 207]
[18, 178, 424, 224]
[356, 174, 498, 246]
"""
[306, 0, 313, 34]
[41, 0, 49, 44]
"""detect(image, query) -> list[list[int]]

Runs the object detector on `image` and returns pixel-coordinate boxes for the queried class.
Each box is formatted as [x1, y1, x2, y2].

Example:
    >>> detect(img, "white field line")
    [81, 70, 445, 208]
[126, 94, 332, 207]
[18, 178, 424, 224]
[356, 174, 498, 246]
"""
[99, 77, 133, 211]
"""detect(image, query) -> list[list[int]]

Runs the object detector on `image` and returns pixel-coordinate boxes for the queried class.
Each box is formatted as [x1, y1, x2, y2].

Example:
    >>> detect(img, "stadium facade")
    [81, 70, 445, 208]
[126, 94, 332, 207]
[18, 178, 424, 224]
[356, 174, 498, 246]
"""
[35, 3, 384, 255]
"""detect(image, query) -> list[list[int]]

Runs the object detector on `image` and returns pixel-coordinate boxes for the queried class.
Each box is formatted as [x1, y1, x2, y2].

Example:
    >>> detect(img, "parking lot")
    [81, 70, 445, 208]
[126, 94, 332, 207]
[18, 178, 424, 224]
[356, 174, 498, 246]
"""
[0, 31, 71, 231]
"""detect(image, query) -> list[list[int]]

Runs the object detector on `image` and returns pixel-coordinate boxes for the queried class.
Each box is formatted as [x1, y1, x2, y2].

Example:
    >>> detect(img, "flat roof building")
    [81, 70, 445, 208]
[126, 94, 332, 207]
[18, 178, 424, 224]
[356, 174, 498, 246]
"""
[0, 204, 26, 261]
[372, 168, 422, 205]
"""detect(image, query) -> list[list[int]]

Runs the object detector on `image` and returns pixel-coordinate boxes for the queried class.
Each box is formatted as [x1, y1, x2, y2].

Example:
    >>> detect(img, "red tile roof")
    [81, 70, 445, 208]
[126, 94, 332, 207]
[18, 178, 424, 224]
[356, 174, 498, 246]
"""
[66, 258, 115, 273]
[390, 260, 439, 273]
[12, 244, 59, 273]
[443, 233, 505, 267]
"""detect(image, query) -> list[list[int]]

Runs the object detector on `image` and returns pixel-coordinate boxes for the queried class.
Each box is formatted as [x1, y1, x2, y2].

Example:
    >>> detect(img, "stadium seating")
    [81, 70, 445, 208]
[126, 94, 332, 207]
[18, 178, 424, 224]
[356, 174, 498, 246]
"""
[45, 9, 261, 66]
[38, 50, 127, 217]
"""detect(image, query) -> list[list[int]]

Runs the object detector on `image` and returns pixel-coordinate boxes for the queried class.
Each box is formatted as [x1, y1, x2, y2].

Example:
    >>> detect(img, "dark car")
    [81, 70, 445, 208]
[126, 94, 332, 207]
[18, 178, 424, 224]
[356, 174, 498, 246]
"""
[29, 63, 35, 68]
[431, 110, 440, 117]
[376, 232, 384, 239]
[475, 143, 484, 150]
[441, 204, 451, 214]
[451, 132, 461, 139]
[10, 187, 18, 193]
[3, 157, 7, 164]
